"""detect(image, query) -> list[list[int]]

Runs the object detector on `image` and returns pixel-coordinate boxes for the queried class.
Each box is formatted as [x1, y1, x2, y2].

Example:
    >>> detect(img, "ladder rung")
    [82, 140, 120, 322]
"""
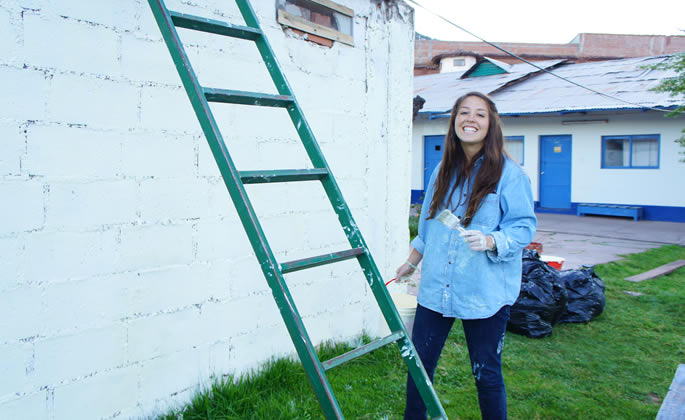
[204, 88, 295, 107]
[280, 248, 365, 274]
[322, 331, 405, 371]
[169, 11, 262, 40]
[240, 169, 329, 184]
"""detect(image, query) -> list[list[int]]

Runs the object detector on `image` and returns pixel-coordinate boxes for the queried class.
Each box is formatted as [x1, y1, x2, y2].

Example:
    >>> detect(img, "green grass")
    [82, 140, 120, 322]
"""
[409, 215, 419, 242]
[160, 245, 685, 419]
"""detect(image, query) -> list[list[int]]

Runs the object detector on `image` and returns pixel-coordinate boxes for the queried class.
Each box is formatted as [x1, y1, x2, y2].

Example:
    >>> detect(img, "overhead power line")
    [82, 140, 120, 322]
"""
[406, 0, 672, 113]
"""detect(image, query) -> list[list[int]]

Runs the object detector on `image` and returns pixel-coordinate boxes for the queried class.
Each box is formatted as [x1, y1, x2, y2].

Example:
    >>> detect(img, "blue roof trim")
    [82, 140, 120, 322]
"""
[419, 106, 678, 119]
[428, 112, 451, 120]
[498, 105, 678, 117]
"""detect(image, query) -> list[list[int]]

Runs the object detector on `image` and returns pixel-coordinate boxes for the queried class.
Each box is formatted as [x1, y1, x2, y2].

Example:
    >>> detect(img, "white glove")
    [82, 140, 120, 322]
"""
[460, 230, 495, 252]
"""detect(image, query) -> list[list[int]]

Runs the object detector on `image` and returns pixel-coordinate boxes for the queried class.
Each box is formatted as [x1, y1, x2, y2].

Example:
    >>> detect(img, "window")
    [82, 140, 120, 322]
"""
[277, 0, 354, 46]
[453, 58, 465, 67]
[505, 136, 524, 165]
[602, 135, 659, 168]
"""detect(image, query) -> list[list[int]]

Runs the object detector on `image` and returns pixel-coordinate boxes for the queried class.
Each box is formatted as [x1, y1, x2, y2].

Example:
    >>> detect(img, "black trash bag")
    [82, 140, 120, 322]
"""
[558, 267, 606, 323]
[507, 249, 568, 338]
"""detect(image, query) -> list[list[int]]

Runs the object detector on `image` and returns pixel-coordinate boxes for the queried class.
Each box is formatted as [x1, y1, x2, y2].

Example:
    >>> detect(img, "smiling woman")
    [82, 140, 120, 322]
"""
[396, 92, 537, 419]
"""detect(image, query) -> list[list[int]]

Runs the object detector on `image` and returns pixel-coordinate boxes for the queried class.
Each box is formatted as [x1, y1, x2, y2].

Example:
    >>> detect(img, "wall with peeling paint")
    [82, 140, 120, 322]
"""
[0, 0, 415, 417]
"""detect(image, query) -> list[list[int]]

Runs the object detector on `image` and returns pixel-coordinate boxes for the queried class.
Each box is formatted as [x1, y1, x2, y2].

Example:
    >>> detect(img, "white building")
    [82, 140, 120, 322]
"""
[412, 56, 685, 222]
[0, 0, 415, 418]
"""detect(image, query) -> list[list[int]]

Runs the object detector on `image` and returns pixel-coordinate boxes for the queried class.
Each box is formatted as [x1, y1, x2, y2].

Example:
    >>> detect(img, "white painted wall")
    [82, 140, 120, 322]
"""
[0, 0, 415, 418]
[412, 112, 685, 208]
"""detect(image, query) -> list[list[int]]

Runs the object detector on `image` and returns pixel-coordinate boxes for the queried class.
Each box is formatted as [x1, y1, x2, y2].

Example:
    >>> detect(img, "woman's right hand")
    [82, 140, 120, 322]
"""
[395, 262, 415, 280]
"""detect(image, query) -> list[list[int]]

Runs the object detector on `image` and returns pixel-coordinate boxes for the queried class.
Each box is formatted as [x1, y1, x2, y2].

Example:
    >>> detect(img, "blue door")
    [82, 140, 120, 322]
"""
[539, 135, 572, 209]
[424, 135, 445, 191]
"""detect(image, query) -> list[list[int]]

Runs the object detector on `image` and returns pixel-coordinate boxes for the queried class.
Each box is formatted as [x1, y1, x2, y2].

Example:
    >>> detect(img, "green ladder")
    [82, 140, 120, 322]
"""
[147, 1, 447, 418]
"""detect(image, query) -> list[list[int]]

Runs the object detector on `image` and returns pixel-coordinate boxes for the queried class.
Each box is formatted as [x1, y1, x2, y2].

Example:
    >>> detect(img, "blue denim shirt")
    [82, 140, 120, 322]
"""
[411, 156, 537, 319]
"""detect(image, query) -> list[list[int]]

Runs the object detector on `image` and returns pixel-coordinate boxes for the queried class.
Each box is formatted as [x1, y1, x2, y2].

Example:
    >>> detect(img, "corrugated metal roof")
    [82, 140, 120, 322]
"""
[415, 59, 566, 114]
[415, 55, 681, 116]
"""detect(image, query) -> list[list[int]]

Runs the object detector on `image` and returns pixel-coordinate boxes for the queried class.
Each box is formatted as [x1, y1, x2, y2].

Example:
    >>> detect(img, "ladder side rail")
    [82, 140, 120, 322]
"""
[234, 1, 446, 418]
[234, 2, 446, 418]
[289, 105, 448, 418]
[146, 2, 342, 418]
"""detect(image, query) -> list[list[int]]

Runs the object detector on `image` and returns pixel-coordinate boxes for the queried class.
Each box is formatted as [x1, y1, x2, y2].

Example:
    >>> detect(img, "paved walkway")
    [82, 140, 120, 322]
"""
[533, 213, 685, 269]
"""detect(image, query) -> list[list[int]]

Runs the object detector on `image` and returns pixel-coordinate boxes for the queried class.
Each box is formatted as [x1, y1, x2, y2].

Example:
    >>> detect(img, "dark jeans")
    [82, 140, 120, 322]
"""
[404, 304, 510, 420]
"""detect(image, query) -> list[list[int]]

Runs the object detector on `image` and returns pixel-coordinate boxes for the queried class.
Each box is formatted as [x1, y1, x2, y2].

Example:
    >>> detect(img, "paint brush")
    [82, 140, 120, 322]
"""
[437, 209, 466, 233]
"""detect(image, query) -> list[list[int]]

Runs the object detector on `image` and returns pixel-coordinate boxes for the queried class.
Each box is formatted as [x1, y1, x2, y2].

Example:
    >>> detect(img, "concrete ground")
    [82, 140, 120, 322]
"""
[533, 213, 685, 269]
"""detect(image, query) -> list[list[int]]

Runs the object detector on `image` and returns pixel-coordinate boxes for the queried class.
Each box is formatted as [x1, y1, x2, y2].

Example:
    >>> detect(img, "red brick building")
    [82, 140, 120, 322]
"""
[415, 33, 685, 75]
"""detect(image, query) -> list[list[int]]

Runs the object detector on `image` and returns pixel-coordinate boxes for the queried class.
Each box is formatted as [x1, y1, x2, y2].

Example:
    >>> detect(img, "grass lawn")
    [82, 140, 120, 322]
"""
[160, 245, 685, 419]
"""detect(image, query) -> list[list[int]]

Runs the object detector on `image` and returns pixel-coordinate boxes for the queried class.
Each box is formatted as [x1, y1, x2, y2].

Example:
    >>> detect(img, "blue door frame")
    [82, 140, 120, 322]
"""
[539, 135, 572, 209]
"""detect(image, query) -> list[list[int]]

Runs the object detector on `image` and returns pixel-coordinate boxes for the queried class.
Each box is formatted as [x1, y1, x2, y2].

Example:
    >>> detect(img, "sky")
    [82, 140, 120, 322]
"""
[410, 0, 685, 44]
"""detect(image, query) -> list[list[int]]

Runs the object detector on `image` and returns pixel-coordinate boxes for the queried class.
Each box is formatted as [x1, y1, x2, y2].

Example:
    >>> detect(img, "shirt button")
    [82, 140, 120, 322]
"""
[446, 284, 450, 288]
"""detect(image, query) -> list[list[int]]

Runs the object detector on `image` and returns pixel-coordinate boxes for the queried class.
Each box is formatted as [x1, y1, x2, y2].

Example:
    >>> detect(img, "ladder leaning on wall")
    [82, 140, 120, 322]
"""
[146, 0, 447, 418]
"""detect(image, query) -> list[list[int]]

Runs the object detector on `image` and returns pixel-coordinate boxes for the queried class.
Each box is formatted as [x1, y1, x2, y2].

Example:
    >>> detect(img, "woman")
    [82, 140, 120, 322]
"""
[398, 92, 536, 420]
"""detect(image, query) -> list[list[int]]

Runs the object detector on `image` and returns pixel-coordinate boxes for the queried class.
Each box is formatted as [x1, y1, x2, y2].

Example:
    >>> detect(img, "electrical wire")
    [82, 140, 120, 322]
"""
[406, 0, 673, 113]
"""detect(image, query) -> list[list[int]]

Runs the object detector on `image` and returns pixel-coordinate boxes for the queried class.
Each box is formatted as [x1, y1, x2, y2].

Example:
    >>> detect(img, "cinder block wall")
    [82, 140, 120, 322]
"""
[0, 0, 414, 418]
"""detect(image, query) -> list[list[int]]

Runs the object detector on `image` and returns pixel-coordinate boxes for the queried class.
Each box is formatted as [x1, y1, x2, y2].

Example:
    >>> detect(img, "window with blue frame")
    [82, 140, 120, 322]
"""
[504, 136, 524, 165]
[602, 135, 660, 168]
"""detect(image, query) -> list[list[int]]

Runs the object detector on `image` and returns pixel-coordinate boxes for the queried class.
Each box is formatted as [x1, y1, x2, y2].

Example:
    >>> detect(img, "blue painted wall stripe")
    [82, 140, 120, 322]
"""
[533, 201, 685, 223]
[412, 193, 685, 222]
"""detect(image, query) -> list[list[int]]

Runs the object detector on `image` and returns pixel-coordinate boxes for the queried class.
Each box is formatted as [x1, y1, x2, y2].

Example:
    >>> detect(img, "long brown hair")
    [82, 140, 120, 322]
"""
[427, 92, 505, 227]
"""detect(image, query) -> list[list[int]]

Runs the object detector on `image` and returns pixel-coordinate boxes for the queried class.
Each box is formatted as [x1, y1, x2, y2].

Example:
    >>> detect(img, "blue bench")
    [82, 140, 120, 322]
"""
[576, 203, 644, 221]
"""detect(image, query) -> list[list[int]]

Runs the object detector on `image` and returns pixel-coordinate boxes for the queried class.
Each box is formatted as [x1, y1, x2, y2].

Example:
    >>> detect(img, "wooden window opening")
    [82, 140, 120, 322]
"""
[277, 0, 354, 46]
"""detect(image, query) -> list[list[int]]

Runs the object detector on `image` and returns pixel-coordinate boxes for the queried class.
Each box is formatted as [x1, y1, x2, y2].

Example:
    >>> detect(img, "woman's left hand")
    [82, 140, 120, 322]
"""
[460, 230, 495, 252]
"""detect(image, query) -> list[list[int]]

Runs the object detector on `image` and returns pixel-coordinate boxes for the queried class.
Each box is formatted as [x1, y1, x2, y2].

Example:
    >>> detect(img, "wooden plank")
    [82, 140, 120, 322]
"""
[277, 10, 354, 46]
[656, 364, 685, 420]
[625, 260, 685, 282]
[309, 0, 354, 17]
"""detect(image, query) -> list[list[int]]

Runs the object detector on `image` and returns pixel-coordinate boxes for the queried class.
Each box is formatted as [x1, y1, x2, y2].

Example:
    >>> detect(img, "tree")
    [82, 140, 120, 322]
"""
[647, 53, 685, 161]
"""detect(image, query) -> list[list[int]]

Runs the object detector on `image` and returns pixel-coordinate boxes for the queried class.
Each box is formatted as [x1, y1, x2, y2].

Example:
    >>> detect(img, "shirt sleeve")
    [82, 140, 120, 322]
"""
[410, 164, 441, 256]
[487, 171, 537, 263]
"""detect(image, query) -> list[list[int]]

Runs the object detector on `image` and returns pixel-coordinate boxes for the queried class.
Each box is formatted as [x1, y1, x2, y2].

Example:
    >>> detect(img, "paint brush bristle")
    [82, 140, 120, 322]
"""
[437, 209, 466, 232]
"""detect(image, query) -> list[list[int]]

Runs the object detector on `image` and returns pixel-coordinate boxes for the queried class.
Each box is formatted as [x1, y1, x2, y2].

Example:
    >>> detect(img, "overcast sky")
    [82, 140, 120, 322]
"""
[410, 0, 685, 44]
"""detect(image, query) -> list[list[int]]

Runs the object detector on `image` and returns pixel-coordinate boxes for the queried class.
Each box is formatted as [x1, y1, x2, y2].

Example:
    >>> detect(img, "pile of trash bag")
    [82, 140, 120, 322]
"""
[507, 249, 606, 338]
[558, 266, 606, 324]
[507, 249, 568, 338]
